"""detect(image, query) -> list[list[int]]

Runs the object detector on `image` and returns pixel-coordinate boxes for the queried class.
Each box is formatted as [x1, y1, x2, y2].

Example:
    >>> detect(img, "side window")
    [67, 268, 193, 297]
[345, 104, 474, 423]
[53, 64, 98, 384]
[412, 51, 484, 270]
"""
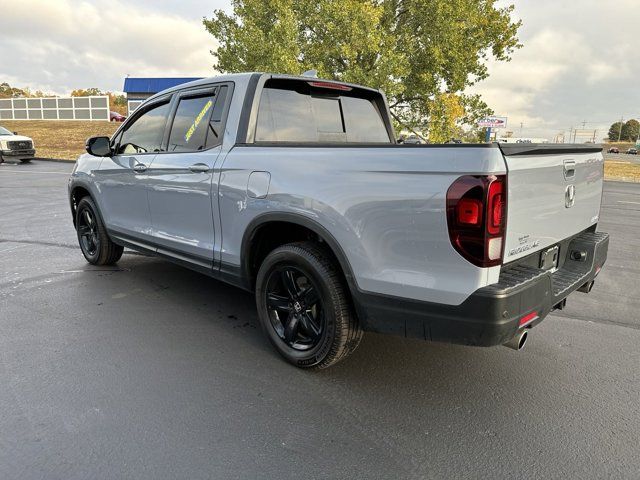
[341, 96, 390, 143]
[117, 101, 170, 154]
[205, 85, 229, 149]
[254, 82, 390, 143]
[167, 93, 216, 152]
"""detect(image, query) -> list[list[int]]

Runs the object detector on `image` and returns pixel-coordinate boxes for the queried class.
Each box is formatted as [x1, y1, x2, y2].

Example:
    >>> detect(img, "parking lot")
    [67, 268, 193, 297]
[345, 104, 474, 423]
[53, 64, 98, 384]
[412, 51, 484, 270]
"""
[1, 160, 639, 479]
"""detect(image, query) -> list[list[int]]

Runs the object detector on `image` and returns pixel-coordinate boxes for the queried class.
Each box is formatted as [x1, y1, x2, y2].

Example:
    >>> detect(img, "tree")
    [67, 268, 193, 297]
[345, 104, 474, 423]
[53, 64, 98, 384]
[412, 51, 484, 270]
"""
[608, 120, 640, 142]
[71, 88, 104, 97]
[622, 119, 640, 142]
[0, 82, 30, 98]
[203, 0, 521, 139]
[608, 122, 623, 142]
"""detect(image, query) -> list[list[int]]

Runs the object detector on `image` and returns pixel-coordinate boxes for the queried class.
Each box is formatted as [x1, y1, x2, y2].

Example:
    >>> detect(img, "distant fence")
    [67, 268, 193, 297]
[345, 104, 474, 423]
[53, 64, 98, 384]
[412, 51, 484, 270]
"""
[0, 96, 110, 121]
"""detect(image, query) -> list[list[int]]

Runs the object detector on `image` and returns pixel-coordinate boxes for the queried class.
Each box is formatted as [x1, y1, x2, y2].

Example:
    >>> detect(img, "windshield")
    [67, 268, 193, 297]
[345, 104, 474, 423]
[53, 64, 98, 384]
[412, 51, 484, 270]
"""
[0, 127, 12, 135]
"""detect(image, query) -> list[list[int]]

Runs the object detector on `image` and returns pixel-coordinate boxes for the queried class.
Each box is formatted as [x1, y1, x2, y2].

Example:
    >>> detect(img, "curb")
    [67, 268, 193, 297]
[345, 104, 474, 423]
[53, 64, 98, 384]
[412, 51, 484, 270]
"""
[33, 157, 75, 163]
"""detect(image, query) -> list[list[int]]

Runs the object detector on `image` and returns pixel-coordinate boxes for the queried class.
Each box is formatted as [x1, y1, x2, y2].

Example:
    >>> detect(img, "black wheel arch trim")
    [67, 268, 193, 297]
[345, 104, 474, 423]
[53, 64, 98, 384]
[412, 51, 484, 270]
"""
[240, 212, 359, 296]
[69, 179, 103, 228]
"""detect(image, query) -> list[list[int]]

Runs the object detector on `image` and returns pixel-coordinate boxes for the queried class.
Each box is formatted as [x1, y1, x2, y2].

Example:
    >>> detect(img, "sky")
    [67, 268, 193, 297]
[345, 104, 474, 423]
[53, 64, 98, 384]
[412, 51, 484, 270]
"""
[1, 0, 639, 141]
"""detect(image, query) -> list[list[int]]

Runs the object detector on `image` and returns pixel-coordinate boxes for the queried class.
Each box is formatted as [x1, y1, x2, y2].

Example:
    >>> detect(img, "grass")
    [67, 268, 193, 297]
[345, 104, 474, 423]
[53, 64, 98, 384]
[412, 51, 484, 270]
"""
[605, 160, 640, 182]
[2, 120, 119, 160]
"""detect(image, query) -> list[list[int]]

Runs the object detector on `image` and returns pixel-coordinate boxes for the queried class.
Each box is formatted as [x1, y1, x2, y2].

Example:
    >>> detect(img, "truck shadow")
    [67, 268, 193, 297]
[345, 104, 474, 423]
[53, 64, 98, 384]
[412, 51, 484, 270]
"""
[106, 251, 568, 397]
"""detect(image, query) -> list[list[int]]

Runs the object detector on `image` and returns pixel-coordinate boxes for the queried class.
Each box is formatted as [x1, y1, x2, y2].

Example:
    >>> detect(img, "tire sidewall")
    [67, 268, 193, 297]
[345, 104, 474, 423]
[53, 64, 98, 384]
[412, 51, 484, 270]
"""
[255, 247, 338, 368]
[75, 197, 102, 263]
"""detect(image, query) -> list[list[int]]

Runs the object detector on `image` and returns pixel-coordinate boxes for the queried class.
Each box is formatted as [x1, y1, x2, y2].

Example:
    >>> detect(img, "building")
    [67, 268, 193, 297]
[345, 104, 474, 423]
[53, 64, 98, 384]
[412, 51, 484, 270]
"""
[123, 77, 202, 114]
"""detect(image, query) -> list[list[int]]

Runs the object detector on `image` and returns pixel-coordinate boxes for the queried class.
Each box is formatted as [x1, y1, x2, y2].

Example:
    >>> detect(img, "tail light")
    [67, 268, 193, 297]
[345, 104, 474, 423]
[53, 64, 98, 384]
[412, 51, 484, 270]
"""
[307, 81, 353, 91]
[446, 175, 506, 267]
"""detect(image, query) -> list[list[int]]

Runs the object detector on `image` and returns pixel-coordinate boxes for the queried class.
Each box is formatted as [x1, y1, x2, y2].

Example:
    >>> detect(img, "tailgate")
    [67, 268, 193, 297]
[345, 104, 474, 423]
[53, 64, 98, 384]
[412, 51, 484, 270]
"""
[499, 144, 604, 262]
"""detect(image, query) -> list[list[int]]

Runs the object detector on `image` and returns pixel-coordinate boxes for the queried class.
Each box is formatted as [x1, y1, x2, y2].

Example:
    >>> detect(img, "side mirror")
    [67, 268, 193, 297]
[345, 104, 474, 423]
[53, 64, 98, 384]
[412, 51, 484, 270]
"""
[13, 131, 17, 135]
[86, 136, 112, 157]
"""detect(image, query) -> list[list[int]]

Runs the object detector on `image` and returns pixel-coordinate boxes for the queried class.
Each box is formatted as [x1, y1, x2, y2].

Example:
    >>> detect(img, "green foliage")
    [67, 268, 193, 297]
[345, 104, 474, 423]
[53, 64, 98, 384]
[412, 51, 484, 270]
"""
[0, 82, 31, 98]
[110, 94, 127, 106]
[608, 120, 640, 141]
[71, 88, 105, 97]
[0, 82, 55, 98]
[204, 0, 521, 139]
[622, 119, 640, 142]
[608, 122, 623, 141]
[460, 127, 487, 143]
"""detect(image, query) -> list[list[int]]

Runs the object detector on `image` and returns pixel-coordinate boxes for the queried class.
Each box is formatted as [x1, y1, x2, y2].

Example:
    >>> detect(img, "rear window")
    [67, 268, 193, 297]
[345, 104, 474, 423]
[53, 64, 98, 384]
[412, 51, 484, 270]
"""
[255, 80, 390, 143]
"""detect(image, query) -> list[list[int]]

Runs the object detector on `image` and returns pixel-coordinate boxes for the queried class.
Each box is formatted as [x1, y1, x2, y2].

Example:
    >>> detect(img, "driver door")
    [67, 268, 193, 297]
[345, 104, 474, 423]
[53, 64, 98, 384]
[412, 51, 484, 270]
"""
[94, 98, 172, 244]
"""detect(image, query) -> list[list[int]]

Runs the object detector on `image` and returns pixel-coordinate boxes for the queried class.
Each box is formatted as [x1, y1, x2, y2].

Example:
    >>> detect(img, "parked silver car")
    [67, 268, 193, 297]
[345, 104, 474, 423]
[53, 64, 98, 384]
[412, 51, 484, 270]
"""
[69, 73, 609, 368]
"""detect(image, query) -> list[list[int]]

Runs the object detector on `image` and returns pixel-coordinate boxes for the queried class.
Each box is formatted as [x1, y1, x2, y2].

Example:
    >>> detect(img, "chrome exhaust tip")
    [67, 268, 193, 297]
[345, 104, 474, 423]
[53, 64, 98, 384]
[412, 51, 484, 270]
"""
[503, 329, 528, 351]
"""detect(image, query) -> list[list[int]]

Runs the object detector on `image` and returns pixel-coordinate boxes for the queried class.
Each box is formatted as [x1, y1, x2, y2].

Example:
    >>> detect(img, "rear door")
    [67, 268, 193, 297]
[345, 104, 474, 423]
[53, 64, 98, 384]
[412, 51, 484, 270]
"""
[146, 84, 232, 269]
[500, 144, 604, 263]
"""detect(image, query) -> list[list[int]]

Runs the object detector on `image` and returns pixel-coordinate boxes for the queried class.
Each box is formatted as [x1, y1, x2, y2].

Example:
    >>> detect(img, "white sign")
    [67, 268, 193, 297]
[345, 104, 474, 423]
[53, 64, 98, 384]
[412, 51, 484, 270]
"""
[478, 116, 508, 128]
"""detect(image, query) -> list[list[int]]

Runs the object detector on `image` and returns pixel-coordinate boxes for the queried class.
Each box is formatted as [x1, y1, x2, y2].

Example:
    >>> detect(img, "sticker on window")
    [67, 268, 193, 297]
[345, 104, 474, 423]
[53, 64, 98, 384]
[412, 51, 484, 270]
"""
[185, 99, 213, 142]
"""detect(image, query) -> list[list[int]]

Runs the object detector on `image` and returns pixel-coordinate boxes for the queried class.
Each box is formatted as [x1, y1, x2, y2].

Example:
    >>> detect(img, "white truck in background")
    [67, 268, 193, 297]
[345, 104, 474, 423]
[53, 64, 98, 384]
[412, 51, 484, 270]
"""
[0, 126, 35, 163]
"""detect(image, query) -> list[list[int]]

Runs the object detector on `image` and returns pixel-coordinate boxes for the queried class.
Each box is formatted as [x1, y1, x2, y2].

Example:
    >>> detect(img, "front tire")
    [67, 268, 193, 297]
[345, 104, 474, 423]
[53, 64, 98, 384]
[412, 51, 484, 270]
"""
[255, 242, 362, 369]
[75, 197, 124, 265]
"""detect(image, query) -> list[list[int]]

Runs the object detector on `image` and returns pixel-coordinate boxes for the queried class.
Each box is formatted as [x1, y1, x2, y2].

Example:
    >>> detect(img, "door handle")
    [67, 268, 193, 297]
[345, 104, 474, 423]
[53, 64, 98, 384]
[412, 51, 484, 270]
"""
[189, 163, 210, 173]
[563, 160, 576, 180]
[133, 163, 147, 173]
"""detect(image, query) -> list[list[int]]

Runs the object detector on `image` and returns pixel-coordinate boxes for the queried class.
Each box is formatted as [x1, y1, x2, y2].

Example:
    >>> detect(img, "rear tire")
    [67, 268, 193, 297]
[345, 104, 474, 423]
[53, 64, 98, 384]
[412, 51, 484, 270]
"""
[75, 197, 124, 265]
[255, 241, 362, 369]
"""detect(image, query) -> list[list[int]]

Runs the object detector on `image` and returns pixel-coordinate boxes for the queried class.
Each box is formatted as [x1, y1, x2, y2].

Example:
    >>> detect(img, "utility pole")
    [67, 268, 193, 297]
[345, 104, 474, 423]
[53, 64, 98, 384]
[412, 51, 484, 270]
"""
[618, 117, 624, 142]
[519, 122, 523, 137]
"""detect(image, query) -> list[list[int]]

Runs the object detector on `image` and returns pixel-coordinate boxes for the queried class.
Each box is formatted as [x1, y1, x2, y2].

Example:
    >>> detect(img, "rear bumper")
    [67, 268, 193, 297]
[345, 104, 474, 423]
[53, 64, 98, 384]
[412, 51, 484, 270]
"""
[356, 231, 609, 346]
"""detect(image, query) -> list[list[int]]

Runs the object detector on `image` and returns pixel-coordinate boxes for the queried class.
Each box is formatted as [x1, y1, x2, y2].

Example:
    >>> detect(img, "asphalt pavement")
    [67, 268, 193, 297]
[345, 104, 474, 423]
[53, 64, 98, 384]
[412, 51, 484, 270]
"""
[1, 160, 639, 480]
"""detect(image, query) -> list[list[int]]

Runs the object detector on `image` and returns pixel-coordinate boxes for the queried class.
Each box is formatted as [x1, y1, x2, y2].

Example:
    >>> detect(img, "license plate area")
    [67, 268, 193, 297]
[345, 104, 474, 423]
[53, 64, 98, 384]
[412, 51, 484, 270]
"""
[540, 245, 560, 272]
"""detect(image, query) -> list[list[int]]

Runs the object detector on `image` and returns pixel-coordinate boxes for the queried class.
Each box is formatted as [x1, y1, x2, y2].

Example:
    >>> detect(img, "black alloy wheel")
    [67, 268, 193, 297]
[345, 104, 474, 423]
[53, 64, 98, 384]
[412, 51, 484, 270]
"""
[265, 266, 325, 351]
[77, 206, 99, 257]
[255, 241, 363, 369]
[75, 196, 124, 265]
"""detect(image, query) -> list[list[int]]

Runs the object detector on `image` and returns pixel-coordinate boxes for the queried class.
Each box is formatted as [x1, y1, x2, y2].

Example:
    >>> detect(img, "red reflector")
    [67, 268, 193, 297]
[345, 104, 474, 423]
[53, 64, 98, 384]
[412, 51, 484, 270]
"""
[307, 81, 353, 91]
[519, 311, 538, 326]
[492, 193, 503, 226]
[487, 179, 504, 235]
[457, 198, 482, 225]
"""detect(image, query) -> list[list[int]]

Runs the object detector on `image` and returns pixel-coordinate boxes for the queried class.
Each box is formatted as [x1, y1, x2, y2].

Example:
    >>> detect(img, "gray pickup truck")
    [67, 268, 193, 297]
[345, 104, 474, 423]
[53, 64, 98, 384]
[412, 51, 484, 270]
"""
[69, 73, 609, 368]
